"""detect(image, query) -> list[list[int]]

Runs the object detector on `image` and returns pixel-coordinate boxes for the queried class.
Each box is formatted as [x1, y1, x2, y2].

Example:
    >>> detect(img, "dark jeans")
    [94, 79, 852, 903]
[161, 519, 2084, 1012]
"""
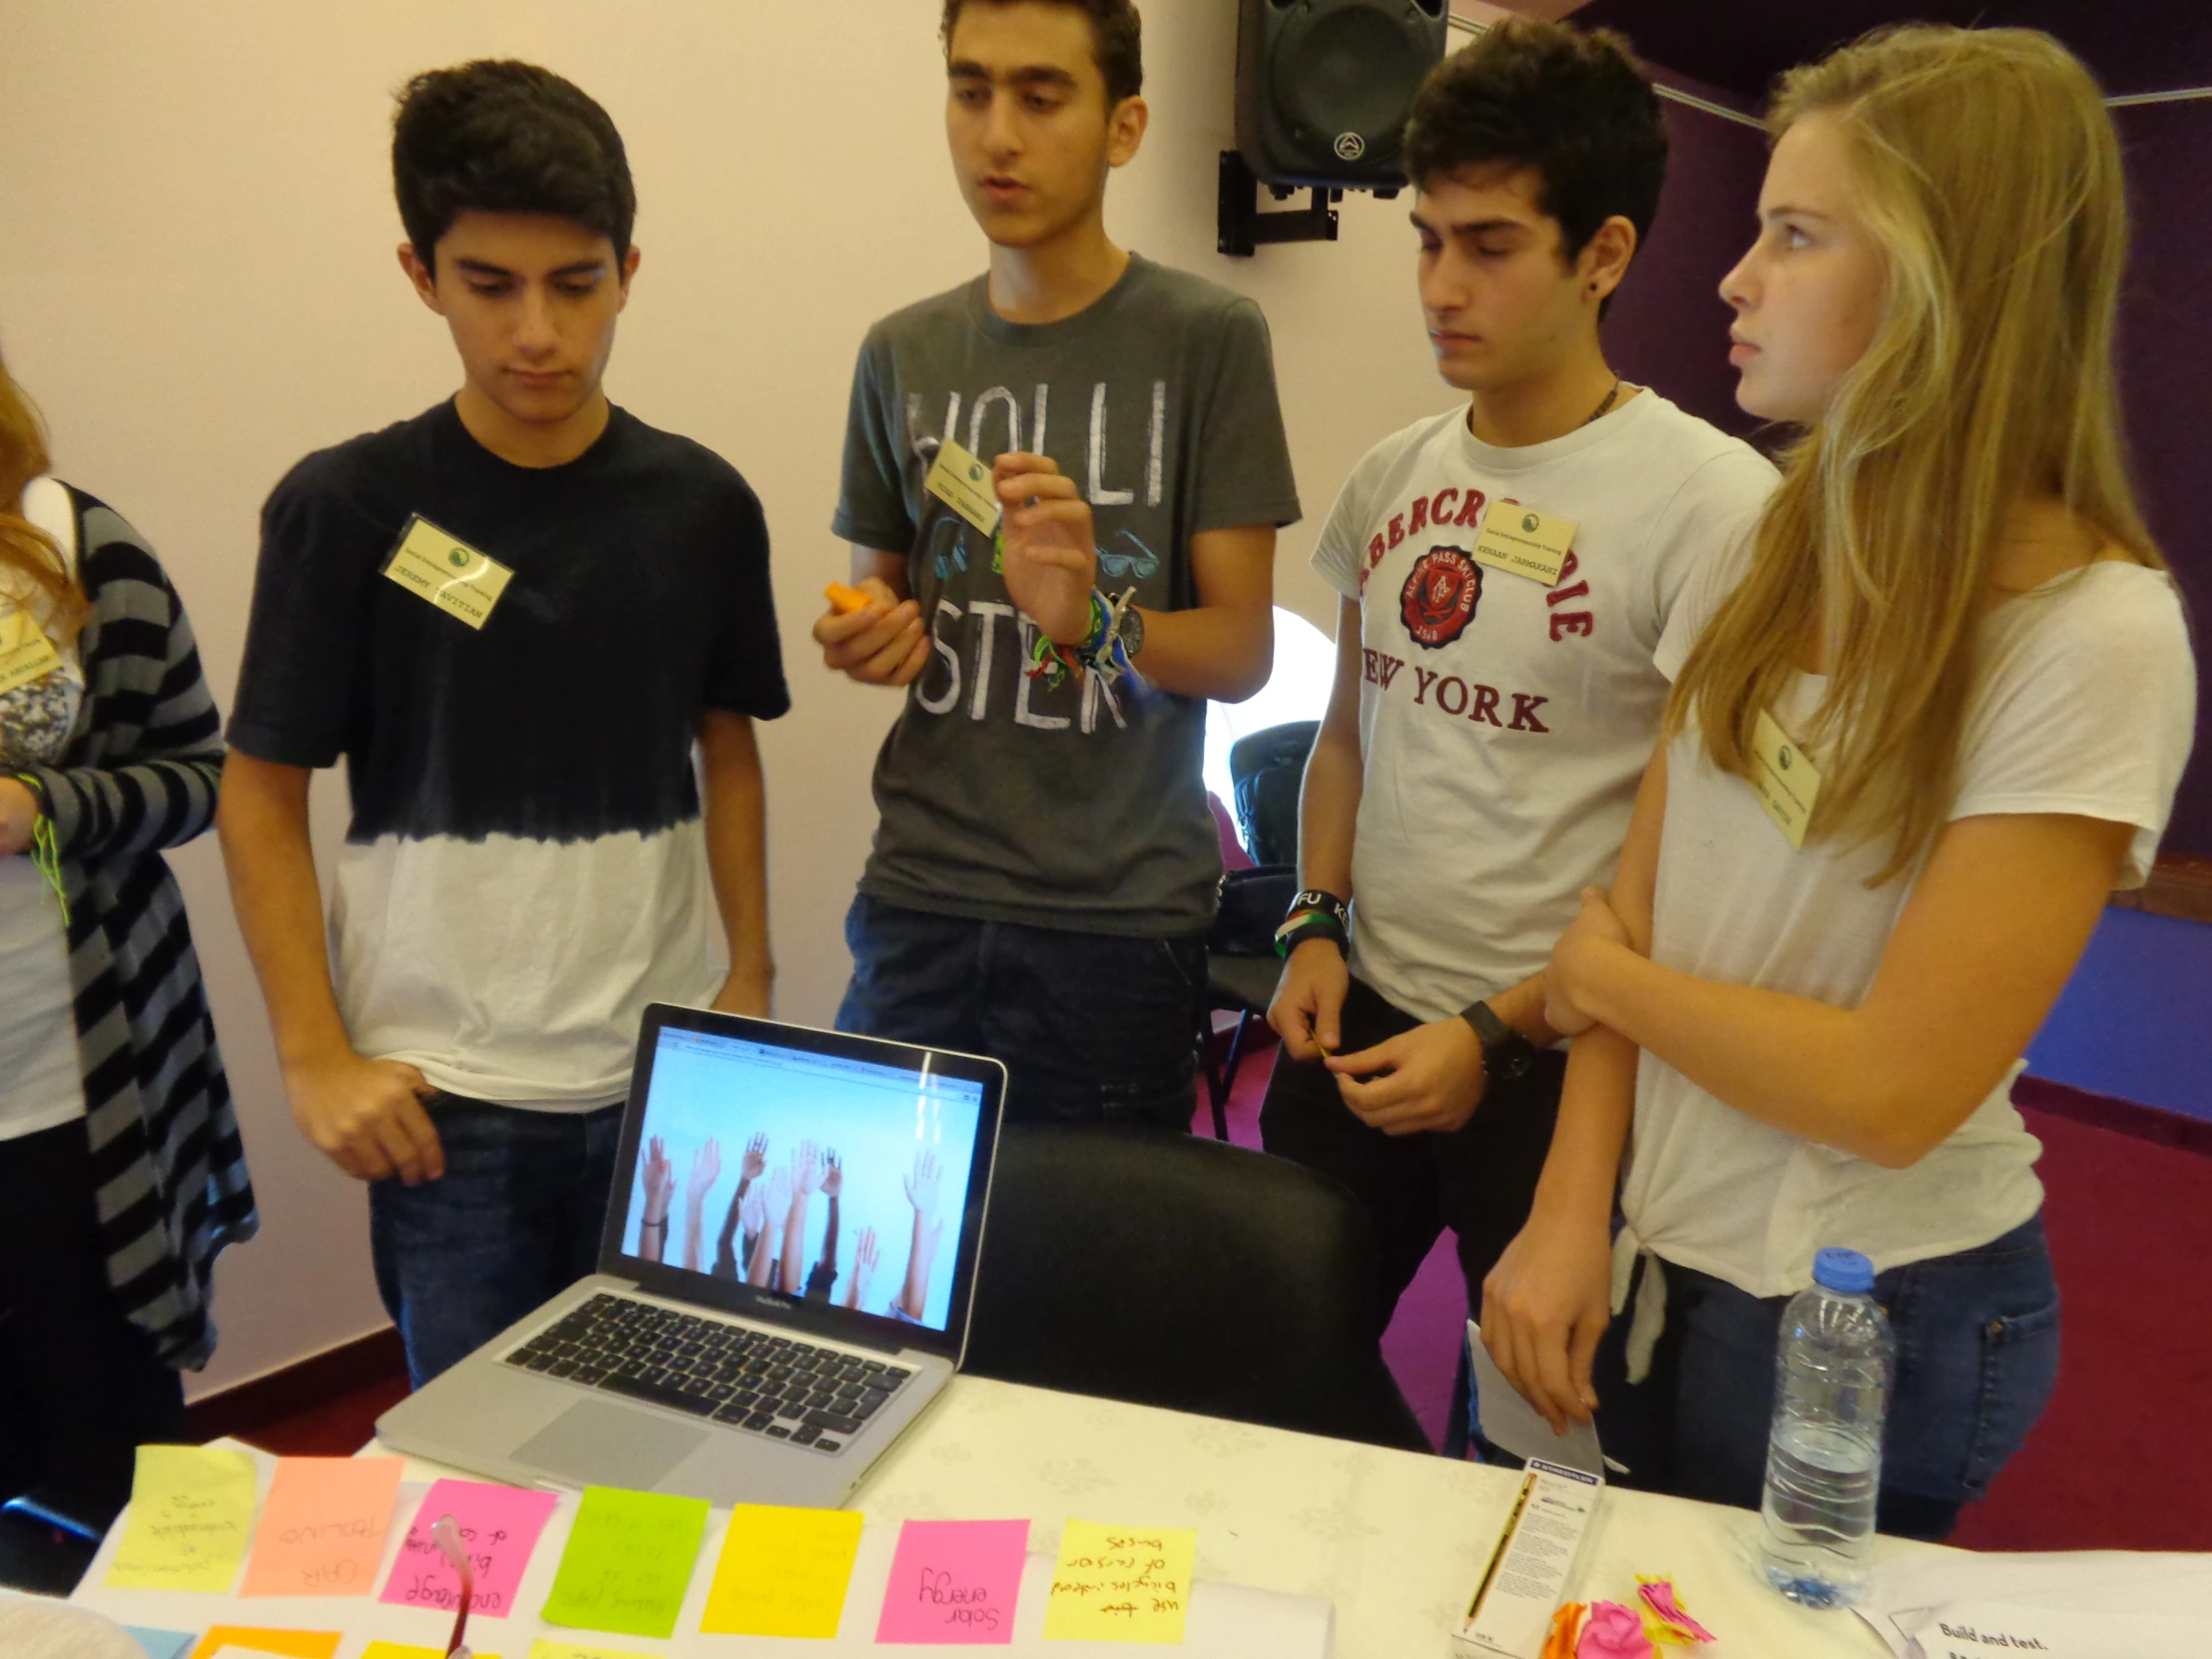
[1259, 973, 1566, 1332]
[835, 893, 1205, 1130]
[1594, 1215, 2061, 1541]
[369, 1094, 624, 1389]
[0, 1118, 187, 1526]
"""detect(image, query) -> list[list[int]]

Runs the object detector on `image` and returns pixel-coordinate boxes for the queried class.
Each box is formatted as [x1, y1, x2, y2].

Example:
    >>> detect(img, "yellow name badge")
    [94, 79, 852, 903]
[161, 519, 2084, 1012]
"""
[0, 611, 64, 696]
[1472, 501, 1577, 586]
[380, 515, 515, 631]
[1748, 708, 1823, 848]
[923, 436, 1003, 537]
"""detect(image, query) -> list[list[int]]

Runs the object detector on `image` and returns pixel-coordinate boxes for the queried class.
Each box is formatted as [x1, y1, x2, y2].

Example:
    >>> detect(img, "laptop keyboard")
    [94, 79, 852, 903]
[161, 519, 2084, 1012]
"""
[504, 1293, 913, 1455]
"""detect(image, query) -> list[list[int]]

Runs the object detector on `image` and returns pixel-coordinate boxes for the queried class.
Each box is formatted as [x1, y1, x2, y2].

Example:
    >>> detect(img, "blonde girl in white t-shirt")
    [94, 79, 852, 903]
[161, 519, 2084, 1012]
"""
[1480, 26, 2195, 1540]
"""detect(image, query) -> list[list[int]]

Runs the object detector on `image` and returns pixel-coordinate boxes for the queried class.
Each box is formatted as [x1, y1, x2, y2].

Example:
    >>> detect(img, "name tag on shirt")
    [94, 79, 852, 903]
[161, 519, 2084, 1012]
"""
[0, 612, 63, 695]
[1471, 501, 1577, 587]
[1749, 708, 1823, 848]
[923, 437, 1003, 537]
[380, 515, 515, 631]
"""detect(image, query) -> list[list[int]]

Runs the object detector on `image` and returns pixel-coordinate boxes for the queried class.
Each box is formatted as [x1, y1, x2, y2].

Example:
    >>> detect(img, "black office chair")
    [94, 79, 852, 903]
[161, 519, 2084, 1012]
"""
[963, 1126, 1432, 1453]
[1198, 722, 1321, 1136]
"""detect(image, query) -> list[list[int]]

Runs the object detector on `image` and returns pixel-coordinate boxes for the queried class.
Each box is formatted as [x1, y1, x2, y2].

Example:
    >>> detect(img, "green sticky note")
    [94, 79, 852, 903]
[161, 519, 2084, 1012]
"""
[539, 1485, 710, 1641]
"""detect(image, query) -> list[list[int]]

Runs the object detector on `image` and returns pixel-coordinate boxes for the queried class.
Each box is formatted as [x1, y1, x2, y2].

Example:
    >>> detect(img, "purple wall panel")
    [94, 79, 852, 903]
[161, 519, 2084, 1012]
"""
[1601, 93, 1772, 445]
[2113, 102, 2212, 855]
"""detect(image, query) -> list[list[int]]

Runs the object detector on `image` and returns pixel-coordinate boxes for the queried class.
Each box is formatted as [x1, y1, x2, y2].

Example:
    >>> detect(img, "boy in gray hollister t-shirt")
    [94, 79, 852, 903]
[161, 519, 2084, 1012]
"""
[816, 0, 1300, 1129]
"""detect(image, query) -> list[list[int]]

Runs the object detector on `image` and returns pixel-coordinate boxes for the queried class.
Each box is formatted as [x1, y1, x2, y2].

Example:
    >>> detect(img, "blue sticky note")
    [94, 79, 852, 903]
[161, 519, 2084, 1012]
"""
[126, 1629, 196, 1659]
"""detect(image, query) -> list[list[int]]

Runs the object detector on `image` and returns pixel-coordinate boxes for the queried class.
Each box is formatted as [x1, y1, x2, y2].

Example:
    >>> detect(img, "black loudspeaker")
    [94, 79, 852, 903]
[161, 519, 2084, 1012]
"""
[1236, 0, 1449, 190]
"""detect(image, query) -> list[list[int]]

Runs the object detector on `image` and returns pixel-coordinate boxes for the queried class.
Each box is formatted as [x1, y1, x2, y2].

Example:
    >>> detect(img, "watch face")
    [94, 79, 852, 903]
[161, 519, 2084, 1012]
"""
[1119, 603, 1145, 658]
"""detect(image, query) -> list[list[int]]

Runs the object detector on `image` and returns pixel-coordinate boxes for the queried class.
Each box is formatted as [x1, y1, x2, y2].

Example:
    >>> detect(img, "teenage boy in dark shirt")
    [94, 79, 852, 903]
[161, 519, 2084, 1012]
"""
[220, 62, 789, 1386]
[815, 0, 1302, 1128]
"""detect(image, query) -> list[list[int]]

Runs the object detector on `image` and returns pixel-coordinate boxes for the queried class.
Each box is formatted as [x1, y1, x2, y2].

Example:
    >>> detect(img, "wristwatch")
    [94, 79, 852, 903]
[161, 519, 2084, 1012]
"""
[1459, 999, 1540, 1085]
[1115, 600, 1146, 660]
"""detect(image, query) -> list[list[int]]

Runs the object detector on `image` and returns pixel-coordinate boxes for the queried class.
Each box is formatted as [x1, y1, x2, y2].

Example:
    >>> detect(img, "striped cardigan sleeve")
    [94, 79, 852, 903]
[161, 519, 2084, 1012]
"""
[18, 539, 224, 862]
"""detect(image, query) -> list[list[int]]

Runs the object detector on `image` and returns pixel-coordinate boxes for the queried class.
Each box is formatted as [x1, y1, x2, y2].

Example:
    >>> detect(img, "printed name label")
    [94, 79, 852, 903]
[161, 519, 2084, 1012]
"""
[1749, 708, 1822, 848]
[924, 438, 1003, 537]
[381, 516, 515, 631]
[1471, 502, 1577, 587]
[0, 611, 63, 695]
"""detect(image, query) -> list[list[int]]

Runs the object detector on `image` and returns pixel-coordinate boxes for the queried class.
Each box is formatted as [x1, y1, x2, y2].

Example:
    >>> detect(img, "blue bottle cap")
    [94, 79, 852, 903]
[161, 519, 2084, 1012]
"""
[1814, 1248, 1875, 1295]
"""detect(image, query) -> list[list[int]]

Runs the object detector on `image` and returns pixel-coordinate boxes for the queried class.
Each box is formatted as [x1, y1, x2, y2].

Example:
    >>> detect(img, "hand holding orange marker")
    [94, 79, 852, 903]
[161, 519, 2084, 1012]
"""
[825, 581, 872, 615]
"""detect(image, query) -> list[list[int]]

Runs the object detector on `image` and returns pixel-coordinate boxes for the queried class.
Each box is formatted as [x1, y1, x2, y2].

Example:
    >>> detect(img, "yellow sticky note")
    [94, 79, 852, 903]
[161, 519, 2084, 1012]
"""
[527, 1643, 659, 1659]
[0, 608, 65, 695]
[1043, 1518, 1199, 1644]
[106, 1443, 259, 1593]
[703, 1502, 864, 1639]
[1748, 708, 1823, 849]
[187, 1630, 340, 1659]
[1471, 501, 1578, 586]
[380, 514, 515, 630]
[923, 437, 1003, 536]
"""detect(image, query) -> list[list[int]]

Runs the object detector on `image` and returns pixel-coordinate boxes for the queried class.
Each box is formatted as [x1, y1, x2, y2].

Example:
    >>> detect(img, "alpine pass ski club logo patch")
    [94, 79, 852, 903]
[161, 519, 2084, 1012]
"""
[1399, 545, 1483, 650]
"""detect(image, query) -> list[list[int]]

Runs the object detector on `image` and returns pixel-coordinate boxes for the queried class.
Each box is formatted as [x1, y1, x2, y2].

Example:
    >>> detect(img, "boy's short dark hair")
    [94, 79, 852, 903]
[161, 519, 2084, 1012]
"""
[392, 60, 636, 269]
[940, 0, 1144, 106]
[1403, 18, 1666, 267]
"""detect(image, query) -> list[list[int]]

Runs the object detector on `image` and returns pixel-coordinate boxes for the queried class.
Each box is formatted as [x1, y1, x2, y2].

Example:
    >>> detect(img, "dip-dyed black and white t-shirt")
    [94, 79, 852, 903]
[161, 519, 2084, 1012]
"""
[232, 400, 789, 1108]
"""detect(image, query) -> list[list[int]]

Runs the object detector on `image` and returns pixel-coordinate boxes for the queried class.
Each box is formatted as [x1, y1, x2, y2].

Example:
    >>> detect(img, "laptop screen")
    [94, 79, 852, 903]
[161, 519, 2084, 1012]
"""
[603, 1006, 1003, 1357]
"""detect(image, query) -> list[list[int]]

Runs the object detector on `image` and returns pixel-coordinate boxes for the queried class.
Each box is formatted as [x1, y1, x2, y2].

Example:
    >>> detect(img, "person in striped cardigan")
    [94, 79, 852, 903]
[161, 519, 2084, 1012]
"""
[0, 355, 257, 1541]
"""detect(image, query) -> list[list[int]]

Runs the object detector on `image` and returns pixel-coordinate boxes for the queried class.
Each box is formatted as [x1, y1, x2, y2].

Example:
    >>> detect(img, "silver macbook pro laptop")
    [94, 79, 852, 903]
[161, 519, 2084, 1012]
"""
[376, 1002, 1006, 1507]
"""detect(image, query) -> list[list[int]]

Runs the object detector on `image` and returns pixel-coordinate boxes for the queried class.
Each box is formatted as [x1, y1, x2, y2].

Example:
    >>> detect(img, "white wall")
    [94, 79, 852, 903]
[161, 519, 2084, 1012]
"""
[0, 0, 1461, 1395]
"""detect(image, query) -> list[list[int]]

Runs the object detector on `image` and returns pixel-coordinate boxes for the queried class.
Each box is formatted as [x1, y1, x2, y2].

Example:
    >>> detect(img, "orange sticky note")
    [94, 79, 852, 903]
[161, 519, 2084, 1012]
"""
[825, 581, 872, 615]
[188, 1629, 341, 1659]
[240, 1455, 405, 1598]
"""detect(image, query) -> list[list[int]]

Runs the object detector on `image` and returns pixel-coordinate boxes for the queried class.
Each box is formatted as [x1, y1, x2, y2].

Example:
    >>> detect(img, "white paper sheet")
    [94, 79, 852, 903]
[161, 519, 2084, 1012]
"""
[1465, 1320, 1612, 1477]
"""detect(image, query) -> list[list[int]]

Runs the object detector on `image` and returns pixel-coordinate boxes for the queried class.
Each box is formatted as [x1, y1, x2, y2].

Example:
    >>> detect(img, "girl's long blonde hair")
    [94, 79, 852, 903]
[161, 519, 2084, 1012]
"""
[0, 351, 86, 645]
[1666, 26, 2160, 883]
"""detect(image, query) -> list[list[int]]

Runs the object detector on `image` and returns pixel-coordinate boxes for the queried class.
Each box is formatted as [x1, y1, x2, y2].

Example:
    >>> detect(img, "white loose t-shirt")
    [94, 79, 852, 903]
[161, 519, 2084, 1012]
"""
[1624, 558, 2196, 1300]
[1314, 391, 1778, 1023]
[0, 476, 89, 1140]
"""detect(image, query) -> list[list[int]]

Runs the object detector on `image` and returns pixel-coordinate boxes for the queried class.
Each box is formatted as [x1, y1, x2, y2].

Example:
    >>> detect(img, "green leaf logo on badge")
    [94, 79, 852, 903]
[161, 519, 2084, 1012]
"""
[448, 547, 469, 568]
[1521, 513, 1540, 534]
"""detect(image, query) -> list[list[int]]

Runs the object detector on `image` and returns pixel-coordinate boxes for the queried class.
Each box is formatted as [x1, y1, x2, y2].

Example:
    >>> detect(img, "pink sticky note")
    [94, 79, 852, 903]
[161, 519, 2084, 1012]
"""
[240, 1456, 406, 1598]
[378, 1478, 559, 1620]
[874, 1518, 1029, 1645]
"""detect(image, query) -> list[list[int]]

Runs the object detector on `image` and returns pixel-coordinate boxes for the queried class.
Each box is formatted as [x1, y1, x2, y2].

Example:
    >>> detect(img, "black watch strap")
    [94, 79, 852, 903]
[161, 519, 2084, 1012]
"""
[1459, 999, 1539, 1084]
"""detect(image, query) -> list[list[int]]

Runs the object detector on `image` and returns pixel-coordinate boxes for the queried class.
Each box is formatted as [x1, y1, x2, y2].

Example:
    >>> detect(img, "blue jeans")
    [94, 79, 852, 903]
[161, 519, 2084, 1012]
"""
[835, 894, 1205, 1130]
[1587, 1215, 2060, 1541]
[369, 1094, 624, 1388]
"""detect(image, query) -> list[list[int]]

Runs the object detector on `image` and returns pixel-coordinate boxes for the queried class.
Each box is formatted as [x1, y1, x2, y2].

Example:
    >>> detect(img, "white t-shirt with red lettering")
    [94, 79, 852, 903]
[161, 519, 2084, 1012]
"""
[1313, 390, 1778, 1024]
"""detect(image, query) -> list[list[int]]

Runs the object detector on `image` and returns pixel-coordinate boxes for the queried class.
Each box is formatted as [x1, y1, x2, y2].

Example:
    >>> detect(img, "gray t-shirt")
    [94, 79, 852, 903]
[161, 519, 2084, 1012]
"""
[834, 255, 1302, 936]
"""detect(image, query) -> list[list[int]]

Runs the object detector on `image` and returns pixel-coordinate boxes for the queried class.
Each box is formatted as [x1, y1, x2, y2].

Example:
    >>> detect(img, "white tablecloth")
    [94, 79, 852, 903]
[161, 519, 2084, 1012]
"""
[353, 1375, 1926, 1656]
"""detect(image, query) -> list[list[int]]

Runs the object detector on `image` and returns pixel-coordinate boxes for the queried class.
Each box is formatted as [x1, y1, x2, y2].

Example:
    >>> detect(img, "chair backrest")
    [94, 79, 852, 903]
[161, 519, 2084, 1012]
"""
[1228, 720, 1319, 868]
[963, 1127, 1431, 1452]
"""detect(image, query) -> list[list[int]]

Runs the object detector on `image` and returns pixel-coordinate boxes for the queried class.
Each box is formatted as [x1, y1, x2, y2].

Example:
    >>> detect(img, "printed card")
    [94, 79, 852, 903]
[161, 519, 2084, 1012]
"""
[380, 514, 515, 630]
[1471, 502, 1577, 586]
[924, 438, 1003, 537]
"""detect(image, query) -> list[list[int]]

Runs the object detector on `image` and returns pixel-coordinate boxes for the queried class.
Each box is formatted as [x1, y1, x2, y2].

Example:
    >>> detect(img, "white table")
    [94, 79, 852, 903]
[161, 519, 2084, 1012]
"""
[379, 1374, 1928, 1657]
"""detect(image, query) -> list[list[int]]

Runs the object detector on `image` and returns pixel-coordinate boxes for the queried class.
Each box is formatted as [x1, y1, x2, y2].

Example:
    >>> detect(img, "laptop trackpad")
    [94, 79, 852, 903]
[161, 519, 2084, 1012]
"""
[513, 1400, 708, 1491]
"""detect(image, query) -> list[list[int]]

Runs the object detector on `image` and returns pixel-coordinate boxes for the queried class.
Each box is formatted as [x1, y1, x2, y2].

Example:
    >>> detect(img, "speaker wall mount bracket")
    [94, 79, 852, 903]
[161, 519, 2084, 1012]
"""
[1219, 151, 1346, 258]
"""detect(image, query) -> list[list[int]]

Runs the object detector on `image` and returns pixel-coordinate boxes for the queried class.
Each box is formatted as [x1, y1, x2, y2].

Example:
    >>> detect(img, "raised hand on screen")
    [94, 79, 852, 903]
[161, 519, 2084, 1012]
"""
[685, 1138, 722, 1207]
[642, 1135, 674, 1224]
[843, 1226, 879, 1312]
[742, 1132, 768, 1181]
[821, 1149, 842, 1199]
[740, 1181, 766, 1240]
[794, 1139, 823, 1196]
[904, 1148, 943, 1224]
[765, 1167, 794, 1229]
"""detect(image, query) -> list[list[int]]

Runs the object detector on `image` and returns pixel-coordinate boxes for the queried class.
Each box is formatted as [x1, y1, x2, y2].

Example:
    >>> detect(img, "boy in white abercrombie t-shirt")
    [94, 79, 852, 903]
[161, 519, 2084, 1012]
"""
[1482, 28, 2195, 1542]
[1261, 18, 1776, 1391]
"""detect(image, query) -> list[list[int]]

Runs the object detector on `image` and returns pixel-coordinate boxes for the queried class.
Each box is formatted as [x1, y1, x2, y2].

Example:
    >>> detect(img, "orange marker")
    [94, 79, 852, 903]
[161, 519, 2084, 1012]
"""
[825, 581, 872, 615]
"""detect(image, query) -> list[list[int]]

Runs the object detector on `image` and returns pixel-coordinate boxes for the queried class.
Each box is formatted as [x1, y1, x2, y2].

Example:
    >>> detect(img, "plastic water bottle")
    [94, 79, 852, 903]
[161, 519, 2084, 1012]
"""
[1759, 1247, 1893, 1608]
